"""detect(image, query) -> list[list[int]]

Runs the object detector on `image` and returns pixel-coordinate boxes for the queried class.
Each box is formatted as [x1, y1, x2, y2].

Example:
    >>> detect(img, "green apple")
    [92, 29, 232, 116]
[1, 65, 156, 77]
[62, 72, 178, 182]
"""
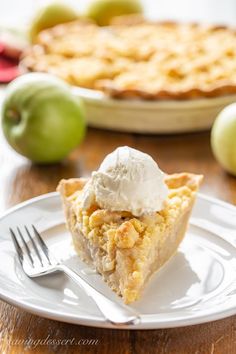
[1, 73, 86, 164]
[86, 0, 143, 26]
[29, 2, 79, 43]
[211, 103, 236, 176]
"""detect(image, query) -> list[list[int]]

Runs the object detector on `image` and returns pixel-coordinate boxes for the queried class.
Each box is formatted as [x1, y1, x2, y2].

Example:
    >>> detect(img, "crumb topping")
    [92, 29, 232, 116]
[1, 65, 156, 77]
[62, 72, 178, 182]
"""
[22, 20, 236, 99]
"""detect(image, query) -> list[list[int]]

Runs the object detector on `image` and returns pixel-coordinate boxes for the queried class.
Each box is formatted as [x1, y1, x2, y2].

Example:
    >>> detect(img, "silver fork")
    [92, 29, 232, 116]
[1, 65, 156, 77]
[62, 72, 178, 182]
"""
[10, 225, 140, 326]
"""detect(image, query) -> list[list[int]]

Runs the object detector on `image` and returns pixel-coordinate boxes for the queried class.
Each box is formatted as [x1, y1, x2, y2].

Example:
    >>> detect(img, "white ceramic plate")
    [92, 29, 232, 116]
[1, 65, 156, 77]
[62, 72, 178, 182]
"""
[0, 192, 236, 329]
[72, 87, 236, 134]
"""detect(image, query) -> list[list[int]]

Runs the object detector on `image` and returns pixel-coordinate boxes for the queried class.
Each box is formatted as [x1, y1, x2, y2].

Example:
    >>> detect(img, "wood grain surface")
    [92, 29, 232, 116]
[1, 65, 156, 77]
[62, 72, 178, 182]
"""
[0, 128, 236, 354]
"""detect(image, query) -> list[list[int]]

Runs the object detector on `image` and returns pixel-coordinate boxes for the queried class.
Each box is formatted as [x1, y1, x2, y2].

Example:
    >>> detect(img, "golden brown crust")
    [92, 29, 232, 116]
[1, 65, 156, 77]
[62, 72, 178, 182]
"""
[165, 173, 203, 190]
[57, 173, 203, 199]
[97, 82, 236, 100]
[57, 178, 87, 197]
[21, 18, 236, 100]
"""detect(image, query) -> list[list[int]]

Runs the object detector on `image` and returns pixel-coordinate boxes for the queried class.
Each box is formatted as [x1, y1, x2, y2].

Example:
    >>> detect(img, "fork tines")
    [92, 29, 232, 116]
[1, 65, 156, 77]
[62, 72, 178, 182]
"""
[10, 225, 51, 267]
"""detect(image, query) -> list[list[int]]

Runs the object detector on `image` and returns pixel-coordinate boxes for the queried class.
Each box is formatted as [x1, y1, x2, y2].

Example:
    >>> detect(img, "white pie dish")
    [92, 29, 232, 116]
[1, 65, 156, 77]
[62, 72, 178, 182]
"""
[72, 87, 236, 134]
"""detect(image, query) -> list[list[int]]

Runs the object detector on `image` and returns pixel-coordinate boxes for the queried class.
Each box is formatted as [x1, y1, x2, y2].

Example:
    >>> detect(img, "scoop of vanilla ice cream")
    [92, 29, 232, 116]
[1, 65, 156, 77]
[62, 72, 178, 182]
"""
[82, 146, 168, 216]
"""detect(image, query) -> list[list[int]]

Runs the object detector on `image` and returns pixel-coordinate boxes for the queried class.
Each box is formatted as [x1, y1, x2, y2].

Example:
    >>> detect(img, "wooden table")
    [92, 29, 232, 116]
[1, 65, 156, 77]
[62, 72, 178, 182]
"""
[1, 128, 236, 354]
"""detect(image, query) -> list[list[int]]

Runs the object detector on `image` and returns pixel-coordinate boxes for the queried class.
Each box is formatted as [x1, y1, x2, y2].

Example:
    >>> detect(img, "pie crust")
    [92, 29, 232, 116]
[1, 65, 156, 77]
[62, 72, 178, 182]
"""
[21, 18, 236, 100]
[57, 173, 203, 303]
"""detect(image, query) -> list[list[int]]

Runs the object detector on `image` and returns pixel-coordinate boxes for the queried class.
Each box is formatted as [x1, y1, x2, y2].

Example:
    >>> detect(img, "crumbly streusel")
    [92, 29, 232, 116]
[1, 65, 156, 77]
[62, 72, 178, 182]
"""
[22, 18, 236, 99]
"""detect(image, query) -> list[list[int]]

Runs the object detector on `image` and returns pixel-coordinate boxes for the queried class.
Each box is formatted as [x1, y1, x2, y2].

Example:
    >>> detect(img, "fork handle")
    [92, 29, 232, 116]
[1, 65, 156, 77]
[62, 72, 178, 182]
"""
[57, 264, 140, 326]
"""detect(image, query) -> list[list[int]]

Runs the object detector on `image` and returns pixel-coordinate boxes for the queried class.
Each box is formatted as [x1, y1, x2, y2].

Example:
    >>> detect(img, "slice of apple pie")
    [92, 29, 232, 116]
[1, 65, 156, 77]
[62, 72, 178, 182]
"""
[57, 147, 203, 303]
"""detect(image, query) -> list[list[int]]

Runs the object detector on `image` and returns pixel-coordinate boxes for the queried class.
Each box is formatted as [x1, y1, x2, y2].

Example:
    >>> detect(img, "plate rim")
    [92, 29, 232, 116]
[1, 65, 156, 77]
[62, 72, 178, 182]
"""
[0, 192, 236, 329]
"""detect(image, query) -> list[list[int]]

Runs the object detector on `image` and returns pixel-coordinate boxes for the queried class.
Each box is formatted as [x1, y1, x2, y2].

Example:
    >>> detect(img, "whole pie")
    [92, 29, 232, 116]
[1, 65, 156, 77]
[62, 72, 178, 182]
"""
[57, 172, 203, 303]
[22, 17, 236, 100]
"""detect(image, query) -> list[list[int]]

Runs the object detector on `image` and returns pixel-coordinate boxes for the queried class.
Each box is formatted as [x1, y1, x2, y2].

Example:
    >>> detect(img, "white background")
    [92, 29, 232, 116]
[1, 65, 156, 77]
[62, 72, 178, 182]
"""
[1, 0, 236, 29]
